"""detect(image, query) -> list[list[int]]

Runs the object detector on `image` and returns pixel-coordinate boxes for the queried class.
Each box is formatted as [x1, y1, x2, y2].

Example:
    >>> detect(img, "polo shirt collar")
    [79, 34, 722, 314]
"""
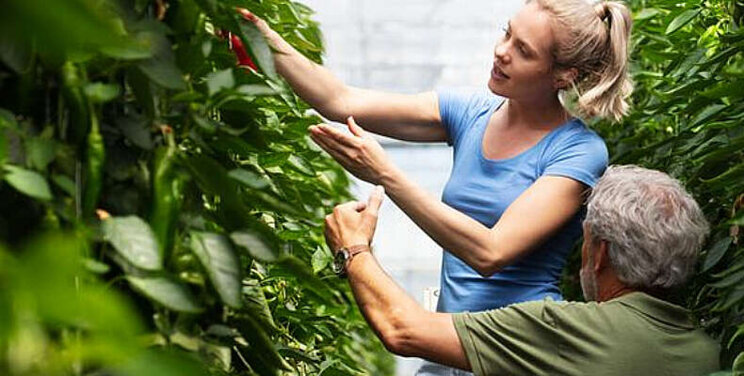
[613, 292, 696, 330]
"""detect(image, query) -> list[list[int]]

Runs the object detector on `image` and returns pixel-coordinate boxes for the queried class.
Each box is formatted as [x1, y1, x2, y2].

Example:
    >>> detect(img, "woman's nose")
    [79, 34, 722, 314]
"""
[494, 43, 509, 64]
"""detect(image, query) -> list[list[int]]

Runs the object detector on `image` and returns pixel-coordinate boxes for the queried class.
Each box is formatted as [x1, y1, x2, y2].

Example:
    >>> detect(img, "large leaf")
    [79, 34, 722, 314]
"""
[126, 276, 203, 313]
[3, 165, 52, 200]
[230, 229, 281, 262]
[102, 216, 162, 271]
[666, 9, 701, 35]
[190, 231, 242, 308]
[237, 19, 278, 80]
[205, 68, 235, 96]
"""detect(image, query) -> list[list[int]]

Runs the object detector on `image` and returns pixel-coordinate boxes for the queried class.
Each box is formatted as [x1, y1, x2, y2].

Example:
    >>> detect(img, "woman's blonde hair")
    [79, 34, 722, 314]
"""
[530, 0, 633, 121]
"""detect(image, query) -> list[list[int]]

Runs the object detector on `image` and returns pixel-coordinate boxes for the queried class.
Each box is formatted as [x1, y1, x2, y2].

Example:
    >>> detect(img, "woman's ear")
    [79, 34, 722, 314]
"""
[554, 67, 578, 90]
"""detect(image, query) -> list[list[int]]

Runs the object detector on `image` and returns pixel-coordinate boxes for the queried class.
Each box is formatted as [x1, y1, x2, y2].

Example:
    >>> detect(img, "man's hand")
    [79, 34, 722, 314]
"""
[324, 186, 384, 252]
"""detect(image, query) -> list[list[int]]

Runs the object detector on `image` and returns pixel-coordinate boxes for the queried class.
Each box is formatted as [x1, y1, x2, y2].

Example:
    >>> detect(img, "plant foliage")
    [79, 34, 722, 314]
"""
[0, 0, 393, 374]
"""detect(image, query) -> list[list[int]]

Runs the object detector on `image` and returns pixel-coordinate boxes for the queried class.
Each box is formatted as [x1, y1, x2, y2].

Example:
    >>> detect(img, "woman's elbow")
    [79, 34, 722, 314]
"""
[472, 250, 504, 277]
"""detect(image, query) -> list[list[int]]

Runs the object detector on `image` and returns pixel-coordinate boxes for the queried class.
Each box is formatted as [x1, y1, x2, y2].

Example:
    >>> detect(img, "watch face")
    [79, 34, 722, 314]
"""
[332, 249, 349, 275]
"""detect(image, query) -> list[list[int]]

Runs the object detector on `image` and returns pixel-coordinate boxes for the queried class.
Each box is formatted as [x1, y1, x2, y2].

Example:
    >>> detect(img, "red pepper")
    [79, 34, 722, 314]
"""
[229, 32, 258, 71]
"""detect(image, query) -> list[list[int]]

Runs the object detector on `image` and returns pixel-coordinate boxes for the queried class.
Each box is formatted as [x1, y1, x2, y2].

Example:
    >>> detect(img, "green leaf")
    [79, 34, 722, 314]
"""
[25, 137, 57, 171]
[51, 174, 75, 196]
[311, 247, 331, 273]
[243, 279, 276, 330]
[83, 258, 111, 274]
[116, 116, 154, 150]
[237, 84, 276, 96]
[102, 216, 162, 271]
[635, 8, 661, 21]
[703, 237, 732, 272]
[228, 168, 270, 189]
[190, 231, 242, 308]
[0, 108, 17, 129]
[126, 276, 203, 313]
[84, 82, 120, 103]
[235, 315, 292, 371]
[287, 154, 315, 176]
[230, 229, 280, 262]
[665, 9, 701, 35]
[138, 59, 187, 90]
[3, 165, 52, 200]
[237, 20, 277, 80]
[205, 68, 234, 96]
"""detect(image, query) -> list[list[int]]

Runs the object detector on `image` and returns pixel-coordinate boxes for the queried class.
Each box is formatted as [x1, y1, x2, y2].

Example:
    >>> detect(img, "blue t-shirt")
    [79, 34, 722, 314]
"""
[436, 89, 608, 313]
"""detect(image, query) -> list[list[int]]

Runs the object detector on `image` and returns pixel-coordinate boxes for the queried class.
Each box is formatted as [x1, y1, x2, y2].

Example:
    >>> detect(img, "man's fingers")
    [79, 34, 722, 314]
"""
[334, 200, 364, 214]
[347, 116, 365, 138]
[365, 185, 385, 217]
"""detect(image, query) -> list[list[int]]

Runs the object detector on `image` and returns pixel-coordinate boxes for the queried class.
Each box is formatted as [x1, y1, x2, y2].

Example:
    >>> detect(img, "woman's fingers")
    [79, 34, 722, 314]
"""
[236, 8, 258, 22]
[235, 8, 275, 39]
[310, 132, 355, 165]
[346, 116, 366, 138]
[311, 124, 360, 148]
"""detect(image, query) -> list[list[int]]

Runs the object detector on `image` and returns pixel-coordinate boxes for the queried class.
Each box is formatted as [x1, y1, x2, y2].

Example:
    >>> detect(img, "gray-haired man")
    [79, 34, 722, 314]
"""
[324, 165, 719, 375]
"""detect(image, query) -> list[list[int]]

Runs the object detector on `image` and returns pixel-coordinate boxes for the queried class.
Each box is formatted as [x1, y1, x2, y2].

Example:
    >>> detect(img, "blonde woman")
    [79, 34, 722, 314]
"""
[239, 0, 632, 373]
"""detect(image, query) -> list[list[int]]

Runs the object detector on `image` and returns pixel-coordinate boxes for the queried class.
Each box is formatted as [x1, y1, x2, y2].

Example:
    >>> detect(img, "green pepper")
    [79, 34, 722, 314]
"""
[60, 62, 89, 147]
[149, 126, 183, 259]
[82, 104, 104, 219]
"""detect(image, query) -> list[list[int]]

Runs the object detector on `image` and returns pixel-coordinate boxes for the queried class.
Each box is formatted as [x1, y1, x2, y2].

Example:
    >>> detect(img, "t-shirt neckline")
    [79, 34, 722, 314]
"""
[478, 97, 577, 165]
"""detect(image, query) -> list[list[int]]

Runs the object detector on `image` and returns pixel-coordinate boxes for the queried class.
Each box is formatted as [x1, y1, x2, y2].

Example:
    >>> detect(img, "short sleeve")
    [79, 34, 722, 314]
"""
[452, 301, 562, 376]
[541, 129, 609, 188]
[437, 89, 473, 147]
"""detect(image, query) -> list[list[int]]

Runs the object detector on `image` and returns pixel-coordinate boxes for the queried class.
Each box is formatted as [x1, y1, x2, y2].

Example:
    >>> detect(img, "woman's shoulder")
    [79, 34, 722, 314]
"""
[539, 118, 609, 165]
[551, 118, 608, 150]
[438, 87, 503, 113]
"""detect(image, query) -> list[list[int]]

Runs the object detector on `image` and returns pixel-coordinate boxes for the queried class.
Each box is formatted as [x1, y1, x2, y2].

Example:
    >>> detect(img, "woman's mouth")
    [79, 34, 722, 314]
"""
[491, 65, 510, 80]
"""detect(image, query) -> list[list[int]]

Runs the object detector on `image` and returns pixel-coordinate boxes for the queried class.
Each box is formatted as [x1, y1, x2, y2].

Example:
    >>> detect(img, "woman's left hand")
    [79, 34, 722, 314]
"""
[309, 117, 394, 186]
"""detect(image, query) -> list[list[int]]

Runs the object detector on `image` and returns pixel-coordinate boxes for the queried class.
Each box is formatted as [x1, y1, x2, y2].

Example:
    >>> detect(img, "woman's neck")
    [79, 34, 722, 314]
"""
[504, 94, 570, 130]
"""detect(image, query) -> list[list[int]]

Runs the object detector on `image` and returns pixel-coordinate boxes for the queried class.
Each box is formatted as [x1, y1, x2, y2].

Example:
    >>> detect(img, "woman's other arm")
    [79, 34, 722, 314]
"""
[241, 10, 445, 142]
[310, 122, 587, 276]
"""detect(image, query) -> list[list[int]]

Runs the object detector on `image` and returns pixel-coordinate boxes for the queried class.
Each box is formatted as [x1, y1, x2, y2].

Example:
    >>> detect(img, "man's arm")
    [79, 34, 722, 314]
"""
[345, 251, 470, 370]
[324, 187, 470, 370]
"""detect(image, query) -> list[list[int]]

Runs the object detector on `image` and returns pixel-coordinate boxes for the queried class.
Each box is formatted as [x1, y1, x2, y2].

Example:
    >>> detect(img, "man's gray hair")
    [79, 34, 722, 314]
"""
[584, 165, 710, 289]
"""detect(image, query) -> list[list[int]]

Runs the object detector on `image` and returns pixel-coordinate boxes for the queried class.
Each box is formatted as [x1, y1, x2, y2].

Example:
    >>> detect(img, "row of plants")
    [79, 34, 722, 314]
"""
[562, 0, 743, 372]
[0, 0, 392, 375]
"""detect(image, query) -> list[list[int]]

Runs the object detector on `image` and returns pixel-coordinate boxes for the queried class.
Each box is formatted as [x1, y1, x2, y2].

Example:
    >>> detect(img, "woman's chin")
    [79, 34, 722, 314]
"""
[487, 79, 507, 97]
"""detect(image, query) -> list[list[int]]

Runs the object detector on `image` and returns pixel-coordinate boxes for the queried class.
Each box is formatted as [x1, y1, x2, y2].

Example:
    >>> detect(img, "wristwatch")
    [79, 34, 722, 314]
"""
[332, 244, 371, 276]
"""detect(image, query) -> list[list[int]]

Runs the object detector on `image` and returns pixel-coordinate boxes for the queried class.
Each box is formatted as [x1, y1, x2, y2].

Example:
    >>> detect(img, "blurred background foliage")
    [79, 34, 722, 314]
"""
[0, 0, 392, 375]
[561, 0, 744, 373]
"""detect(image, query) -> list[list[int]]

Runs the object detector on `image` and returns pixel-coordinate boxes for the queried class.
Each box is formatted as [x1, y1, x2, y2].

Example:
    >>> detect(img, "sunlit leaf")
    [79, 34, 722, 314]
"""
[206, 68, 235, 95]
[666, 9, 701, 35]
[3, 165, 52, 200]
[190, 231, 242, 308]
[102, 216, 162, 271]
[84, 83, 121, 103]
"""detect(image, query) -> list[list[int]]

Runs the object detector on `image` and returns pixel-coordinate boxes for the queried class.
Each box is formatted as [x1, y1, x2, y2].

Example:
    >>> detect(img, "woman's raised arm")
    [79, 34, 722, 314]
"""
[240, 10, 446, 142]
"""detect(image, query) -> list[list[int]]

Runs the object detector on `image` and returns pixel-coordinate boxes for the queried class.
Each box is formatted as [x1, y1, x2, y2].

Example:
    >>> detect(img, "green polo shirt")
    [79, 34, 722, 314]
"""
[452, 292, 719, 376]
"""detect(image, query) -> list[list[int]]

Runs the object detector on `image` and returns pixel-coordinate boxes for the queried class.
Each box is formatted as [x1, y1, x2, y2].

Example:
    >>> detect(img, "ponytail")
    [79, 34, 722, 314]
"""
[532, 0, 634, 121]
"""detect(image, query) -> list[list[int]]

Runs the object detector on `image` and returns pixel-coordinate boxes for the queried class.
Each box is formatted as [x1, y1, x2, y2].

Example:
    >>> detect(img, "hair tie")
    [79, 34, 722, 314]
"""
[594, 2, 609, 21]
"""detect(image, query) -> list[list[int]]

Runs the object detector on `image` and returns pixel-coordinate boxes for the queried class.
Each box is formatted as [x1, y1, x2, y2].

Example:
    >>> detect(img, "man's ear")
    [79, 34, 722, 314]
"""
[554, 67, 578, 90]
[594, 240, 610, 273]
